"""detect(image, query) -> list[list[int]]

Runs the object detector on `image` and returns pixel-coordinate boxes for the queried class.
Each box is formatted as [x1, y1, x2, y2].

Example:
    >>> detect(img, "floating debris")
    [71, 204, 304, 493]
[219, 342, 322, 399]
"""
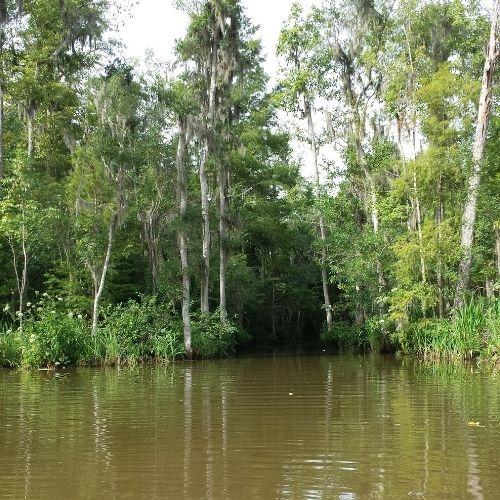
[468, 421, 482, 427]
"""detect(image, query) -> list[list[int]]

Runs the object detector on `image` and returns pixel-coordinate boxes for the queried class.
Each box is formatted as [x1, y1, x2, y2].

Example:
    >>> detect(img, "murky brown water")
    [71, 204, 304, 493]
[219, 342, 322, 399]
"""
[1, 354, 499, 499]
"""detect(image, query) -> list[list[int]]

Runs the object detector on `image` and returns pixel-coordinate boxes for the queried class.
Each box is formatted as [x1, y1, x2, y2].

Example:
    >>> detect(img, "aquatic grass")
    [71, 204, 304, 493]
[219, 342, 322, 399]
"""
[394, 298, 500, 362]
[483, 299, 500, 362]
[0, 328, 22, 368]
[151, 328, 185, 361]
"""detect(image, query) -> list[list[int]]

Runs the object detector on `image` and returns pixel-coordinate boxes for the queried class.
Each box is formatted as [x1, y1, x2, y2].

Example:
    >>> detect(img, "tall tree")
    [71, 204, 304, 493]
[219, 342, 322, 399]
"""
[71, 66, 141, 336]
[175, 115, 193, 357]
[455, 0, 499, 307]
[277, 4, 333, 331]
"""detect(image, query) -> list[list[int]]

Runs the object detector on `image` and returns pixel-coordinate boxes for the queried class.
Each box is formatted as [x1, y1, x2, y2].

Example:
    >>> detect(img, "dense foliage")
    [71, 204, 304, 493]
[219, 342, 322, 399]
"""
[0, 0, 498, 367]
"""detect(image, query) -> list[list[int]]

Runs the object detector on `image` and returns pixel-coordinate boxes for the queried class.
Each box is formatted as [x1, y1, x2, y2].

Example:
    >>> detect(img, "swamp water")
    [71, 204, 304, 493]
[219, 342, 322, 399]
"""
[1, 354, 499, 499]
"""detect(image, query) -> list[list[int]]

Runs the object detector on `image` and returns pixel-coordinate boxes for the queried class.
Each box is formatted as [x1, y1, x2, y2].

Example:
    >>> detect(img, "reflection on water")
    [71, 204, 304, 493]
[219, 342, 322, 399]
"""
[1, 355, 499, 499]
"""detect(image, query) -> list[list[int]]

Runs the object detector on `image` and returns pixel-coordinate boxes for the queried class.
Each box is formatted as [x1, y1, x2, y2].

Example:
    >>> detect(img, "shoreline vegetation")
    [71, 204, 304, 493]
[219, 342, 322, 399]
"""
[0, 0, 499, 370]
[1, 295, 498, 369]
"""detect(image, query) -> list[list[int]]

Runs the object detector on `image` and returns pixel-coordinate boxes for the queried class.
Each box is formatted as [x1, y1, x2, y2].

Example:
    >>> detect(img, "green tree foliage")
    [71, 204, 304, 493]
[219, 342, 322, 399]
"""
[0, 0, 498, 367]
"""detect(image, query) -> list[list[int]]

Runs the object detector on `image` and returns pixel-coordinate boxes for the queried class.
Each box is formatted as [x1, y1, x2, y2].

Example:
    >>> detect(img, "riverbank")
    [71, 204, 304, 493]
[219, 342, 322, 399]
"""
[1, 296, 499, 369]
[321, 298, 500, 364]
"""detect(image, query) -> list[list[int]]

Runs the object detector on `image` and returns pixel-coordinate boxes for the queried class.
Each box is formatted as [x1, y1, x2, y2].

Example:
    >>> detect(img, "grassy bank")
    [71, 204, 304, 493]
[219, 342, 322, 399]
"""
[0, 296, 247, 369]
[2, 296, 499, 369]
[321, 298, 500, 363]
[392, 298, 500, 362]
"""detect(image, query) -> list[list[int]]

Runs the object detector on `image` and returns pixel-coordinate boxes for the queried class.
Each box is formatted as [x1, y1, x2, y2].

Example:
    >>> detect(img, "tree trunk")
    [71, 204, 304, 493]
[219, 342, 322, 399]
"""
[20, 215, 27, 330]
[200, 142, 211, 314]
[354, 116, 386, 301]
[437, 195, 445, 318]
[305, 97, 333, 332]
[27, 101, 35, 157]
[354, 283, 365, 325]
[455, 0, 499, 308]
[0, 0, 6, 186]
[199, 30, 219, 314]
[412, 171, 428, 316]
[141, 208, 163, 294]
[9, 231, 27, 332]
[340, 63, 385, 302]
[0, 84, 3, 186]
[91, 212, 116, 337]
[496, 225, 500, 278]
[485, 279, 494, 298]
[218, 159, 229, 324]
[176, 117, 193, 357]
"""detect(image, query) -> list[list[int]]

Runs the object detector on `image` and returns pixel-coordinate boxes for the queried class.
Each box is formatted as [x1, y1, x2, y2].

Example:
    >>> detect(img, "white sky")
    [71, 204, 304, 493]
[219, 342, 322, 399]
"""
[118, 0, 317, 82]
[117, 0, 495, 181]
[118, 0, 494, 77]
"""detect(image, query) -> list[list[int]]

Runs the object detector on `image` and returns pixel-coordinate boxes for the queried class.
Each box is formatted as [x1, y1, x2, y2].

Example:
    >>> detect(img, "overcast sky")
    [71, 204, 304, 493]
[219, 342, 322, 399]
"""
[117, 0, 494, 180]
[118, 0, 317, 81]
[118, 0, 495, 74]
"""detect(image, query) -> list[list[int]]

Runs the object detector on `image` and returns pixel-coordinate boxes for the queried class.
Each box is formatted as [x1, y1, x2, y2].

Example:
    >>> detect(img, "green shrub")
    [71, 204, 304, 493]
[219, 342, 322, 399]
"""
[320, 322, 366, 350]
[95, 296, 184, 364]
[20, 302, 89, 368]
[320, 318, 387, 352]
[192, 311, 239, 358]
[0, 328, 22, 367]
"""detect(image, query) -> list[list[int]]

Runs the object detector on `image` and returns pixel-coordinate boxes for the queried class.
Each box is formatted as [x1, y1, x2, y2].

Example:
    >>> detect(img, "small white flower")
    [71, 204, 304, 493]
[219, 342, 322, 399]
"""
[51, 310, 56, 314]
[42, 292, 48, 297]
[77, 314, 83, 320]
[58, 297, 63, 302]
[68, 312, 74, 318]
[27, 302, 32, 307]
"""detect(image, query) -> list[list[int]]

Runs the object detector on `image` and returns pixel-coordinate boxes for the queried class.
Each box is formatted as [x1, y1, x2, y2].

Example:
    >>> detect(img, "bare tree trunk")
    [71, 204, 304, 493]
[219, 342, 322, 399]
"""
[354, 121, 386, 298]
[9, 232, 27, 332]
[455, 0, 499, 308]
[141, 208, 163, 293]
[485, 279, 494, 298]
[27, 101, 35, 157]
[412, 173, 426, 283]
[0, 0, 6, 186]
[10, 204, 29, 331]
[199, 32, 219, 314]
[354, 283, 365, 325]
[496, 225, 500, 278]
[200, 143, 211, 314]
[412, 171, 428, 316]
[218, 160, 229, 324]
[176, 117, 193, 357]
[271, 280, 276, 339]
[20, 214, 27, 330]
[437, 194, 445, 318]
[91, 212, 116, 337]
[0, 84, 3, 186]
[305, 98, 333, 332]
[341, 66, 385, 300]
